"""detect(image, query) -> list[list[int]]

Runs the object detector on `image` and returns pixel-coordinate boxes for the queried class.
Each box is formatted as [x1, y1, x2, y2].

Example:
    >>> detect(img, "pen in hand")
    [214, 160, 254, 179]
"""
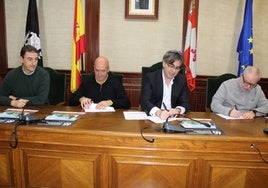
[163, 102, 180, 118]
[233, 104, 242, 118]
[162, 102, 168, 111]
[234, 104, 238, 110]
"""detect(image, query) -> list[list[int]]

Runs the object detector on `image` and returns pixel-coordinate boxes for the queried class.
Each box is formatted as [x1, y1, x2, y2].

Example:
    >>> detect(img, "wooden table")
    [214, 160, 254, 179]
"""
[0, 106, 268, 188]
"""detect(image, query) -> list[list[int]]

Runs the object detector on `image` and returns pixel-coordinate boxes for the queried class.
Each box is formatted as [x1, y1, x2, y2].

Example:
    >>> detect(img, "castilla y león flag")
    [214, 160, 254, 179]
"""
[70, 0, 86, 93]
[183, 0, 197, 91]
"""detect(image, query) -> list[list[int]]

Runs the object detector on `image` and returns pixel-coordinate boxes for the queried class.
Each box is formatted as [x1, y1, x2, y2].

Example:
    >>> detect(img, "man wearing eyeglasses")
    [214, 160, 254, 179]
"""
[211, 66, 268, 119]
[140, 50, 190, 120]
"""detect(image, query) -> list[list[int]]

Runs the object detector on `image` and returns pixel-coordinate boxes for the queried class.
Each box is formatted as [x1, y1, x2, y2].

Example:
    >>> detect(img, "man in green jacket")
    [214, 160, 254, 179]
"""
[0, 45, 49, 108]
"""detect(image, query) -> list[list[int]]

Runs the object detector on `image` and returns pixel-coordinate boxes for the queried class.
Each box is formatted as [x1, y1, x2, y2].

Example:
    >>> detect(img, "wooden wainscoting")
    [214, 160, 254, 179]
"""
[65, 72, 268, 112]
[2, 69, 267, 112]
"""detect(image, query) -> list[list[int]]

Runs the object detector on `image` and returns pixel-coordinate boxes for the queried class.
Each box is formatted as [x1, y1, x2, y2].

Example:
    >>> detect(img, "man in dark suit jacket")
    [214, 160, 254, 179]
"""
[69, 56, 130, 109]
[140, 50, 190, 120]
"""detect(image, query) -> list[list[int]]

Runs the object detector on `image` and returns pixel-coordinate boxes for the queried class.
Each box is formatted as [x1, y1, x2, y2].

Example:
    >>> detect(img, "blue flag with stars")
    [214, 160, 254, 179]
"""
[236, 0, 253, 76]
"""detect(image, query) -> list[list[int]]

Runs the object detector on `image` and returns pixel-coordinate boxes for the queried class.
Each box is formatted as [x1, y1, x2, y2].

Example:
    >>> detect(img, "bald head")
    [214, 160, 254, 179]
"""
[94, 56, 110, 84]
[94, 56, 109, 69]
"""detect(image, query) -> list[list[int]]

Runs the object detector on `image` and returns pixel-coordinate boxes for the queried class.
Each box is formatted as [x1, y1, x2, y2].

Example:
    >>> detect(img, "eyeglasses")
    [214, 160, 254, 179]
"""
[242, 74, 257, 88]
[166, 63, 181, 71]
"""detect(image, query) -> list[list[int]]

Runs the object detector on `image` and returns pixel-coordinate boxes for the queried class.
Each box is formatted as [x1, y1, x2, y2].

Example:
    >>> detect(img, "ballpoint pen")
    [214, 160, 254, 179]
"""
[234, 104, 238, 110]
[162, 102, 168, 111]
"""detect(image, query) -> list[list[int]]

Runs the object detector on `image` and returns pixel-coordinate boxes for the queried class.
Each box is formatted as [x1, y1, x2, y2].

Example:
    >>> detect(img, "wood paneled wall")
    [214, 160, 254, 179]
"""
[64, 72, 268, 112]
[0, 69, 267, 111]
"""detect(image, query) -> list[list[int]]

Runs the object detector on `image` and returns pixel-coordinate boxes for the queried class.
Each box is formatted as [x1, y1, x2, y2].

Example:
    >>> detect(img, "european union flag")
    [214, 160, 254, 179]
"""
[236, 0, 253, 76]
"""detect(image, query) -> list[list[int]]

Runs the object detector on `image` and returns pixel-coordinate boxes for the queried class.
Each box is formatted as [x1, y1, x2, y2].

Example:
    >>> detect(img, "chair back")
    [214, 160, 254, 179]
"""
[205, 73, 237, 111]
[141, 62, 163, 91]
[44, 67, 66, 105]
[141, 62, 185, 91]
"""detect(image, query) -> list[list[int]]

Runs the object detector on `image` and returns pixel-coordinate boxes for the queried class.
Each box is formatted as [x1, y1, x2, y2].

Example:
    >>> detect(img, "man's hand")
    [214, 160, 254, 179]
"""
[95, 100, 113, 109]
[156, 108, 181, 120]
[242, 111, 255, 119]
[156, 109, 169, 120]
[169, 108, 180, 117]
[9, 95, 17, 100]
[230, 109, 242, 118]
[10, 99, 29, 108]
[79, 97, 92, 109]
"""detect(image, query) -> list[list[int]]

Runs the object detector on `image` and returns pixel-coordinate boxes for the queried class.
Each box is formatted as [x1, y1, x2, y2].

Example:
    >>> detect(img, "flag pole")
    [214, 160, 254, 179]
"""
[80, 54, 84, 72]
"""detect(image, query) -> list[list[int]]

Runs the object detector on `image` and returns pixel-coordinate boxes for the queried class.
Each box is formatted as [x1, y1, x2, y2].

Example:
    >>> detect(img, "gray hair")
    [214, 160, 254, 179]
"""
[243, 66, 260, 78]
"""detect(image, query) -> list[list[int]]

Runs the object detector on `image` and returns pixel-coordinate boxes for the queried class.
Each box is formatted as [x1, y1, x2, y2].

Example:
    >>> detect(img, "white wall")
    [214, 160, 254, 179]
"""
[5, 0, 73, 70]
[100, 0, 183, 73]
[5, 0, 268, 77]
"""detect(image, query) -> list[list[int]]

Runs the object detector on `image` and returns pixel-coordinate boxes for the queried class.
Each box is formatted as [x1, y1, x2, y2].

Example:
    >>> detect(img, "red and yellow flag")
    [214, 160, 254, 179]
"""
[184, 0, 197, 91]
[71, 0, 86, 93]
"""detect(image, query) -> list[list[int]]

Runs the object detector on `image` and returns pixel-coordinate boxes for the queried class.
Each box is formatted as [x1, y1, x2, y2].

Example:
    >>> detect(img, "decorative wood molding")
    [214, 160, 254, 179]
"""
[0, 0, 8, 75]
[85, 0, 100, 72]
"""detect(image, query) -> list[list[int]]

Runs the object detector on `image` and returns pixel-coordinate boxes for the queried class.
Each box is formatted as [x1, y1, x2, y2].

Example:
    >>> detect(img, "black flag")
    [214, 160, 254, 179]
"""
[25, 0, 43, 67]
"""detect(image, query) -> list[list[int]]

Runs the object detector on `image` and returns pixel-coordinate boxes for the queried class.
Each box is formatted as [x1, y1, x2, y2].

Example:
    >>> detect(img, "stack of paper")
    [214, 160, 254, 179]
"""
[216, 113, 244, 120]
[123, 111, 148, 120]
[123, 111, 179, 123]
[84, 103, 115, 112]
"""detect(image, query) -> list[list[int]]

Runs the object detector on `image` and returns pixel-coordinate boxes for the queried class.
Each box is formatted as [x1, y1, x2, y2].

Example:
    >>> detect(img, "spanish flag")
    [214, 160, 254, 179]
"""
[71, 0, 86, 93]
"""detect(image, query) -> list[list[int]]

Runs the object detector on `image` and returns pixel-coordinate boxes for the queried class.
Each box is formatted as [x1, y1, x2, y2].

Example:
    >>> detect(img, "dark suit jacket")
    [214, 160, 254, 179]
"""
[140, 69, 190, 115]
[69, 72, 130, 109]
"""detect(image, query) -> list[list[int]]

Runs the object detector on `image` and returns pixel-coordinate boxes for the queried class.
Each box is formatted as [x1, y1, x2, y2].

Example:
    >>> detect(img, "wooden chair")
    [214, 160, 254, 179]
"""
[44, 67, 66, 105]
[205, 73, 237, 111]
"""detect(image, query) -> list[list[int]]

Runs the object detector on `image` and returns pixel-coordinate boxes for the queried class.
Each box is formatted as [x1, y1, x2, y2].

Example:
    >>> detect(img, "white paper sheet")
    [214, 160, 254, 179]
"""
[217, 113, 244, 120]
[83, 103, 115, 112]
[123, 111, 148, 120]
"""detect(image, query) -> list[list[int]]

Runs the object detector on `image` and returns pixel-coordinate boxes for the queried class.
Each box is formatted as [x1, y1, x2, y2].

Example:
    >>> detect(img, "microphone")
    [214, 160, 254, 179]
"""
[9, 105, 40, 149]
[18, 105, 40, 124]
[162, 115, 186, 133]
[252, 110, 268, 117]
[177, 113, 212, 128]
[18, 107, 26, 123]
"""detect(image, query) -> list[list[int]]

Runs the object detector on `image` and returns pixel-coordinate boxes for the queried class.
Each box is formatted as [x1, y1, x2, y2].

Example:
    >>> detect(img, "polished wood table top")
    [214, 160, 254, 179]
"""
[0, 105, 267, 142]
[1, 106, 268, 188]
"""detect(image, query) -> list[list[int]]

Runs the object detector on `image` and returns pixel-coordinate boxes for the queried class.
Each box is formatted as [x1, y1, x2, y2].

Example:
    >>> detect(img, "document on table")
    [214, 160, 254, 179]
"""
[216, 113, 244, 120]
[123, 111, 148, 120]
[123, 111, 214, 125]
[84, 103, 115, 112]
[147, 116, 211, 124]
[0, 108, 39, 119]
[147, 116, 180, 123]
[123, 111, 176, 123]
[180, 120, 216, 129]
[44, 111, 85, 121]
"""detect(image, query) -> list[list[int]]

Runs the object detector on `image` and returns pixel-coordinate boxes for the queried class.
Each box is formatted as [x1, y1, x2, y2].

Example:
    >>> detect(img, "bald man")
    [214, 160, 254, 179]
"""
[211, 66, 268, 119]
[69, 56, 130, 109]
